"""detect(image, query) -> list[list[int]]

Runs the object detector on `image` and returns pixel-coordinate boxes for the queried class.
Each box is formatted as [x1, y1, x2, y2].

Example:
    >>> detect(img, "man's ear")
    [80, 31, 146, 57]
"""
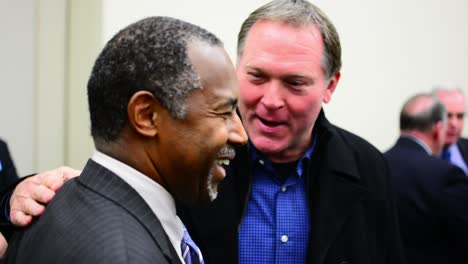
[127, 91, 160, 138]
[323, 71, 341, 104]
[432, 121, 446, 155]
[433, 121, 443, 140]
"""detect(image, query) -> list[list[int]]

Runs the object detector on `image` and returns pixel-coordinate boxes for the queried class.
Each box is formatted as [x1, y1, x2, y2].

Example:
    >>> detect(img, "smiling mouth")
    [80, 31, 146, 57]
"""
[215, 146, 236, 167]
[212, 157, 232, 183]
[216, 159, 230, 166]
[257, 116, 285, 127]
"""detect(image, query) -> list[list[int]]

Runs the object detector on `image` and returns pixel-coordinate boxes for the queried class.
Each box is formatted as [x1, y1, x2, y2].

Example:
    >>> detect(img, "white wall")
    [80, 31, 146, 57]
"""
[102, 0, 468, 152]
[2, 0, 468, 175]
[65, 0, 102, 170]
[316, 0, 468, 151]
[36, 0, 67, 172]
[0, 0, 36, 175]
[102, 0, 272, 63]
[0, 0, 100, 175]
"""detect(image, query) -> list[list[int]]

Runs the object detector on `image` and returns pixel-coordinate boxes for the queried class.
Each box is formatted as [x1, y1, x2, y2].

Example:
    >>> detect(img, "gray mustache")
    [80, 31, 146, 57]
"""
[217, 146, 236, 158]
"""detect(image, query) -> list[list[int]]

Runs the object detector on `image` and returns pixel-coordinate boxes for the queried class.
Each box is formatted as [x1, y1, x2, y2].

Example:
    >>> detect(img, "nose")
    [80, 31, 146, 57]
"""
[228, 111, 248, 146]
[447, 115, 459, 128]
[260, 81, 284, 110]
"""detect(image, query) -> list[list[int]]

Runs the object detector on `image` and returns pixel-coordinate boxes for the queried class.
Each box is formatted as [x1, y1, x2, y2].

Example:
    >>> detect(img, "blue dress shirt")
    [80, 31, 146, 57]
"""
[239, 139, 316, 264]
[444, 144, 468, 175]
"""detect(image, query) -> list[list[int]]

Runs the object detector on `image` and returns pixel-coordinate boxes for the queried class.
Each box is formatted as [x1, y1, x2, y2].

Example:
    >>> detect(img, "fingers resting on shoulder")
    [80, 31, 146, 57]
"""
[9, 166, 81, 226]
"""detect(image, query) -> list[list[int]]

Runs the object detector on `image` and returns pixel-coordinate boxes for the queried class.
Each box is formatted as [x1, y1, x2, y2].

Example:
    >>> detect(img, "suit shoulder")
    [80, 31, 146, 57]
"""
[5, 179, 165, 263]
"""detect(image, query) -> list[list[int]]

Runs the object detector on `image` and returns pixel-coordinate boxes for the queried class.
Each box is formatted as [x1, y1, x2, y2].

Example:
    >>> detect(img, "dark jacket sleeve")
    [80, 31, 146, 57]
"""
[0, 177, 30, 240]
[0, 140, 19, 193]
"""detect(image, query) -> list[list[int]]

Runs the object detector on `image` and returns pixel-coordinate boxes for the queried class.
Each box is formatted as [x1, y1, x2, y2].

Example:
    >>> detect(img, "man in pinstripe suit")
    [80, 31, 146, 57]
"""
[3, 16, 247, 263]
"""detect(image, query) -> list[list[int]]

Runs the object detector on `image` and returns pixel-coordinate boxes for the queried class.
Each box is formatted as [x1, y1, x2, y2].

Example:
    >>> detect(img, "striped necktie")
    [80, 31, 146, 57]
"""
[181, 227, 204, 264]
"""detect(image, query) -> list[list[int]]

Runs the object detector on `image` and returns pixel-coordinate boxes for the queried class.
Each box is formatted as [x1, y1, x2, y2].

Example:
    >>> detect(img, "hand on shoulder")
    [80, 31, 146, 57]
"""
[9, 166, 81, 226]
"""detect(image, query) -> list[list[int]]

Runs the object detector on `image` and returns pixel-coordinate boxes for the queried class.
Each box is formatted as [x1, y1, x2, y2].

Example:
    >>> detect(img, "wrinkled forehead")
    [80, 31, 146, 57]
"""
[437, 91, 466, 111]
[238, 21, 325, 72]
[245, 20, 321, 49]
[186, 40, 238, 103]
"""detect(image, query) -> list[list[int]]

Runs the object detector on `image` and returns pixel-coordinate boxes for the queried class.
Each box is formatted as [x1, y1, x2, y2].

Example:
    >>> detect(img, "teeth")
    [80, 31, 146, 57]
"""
[216, 159, 230, 166]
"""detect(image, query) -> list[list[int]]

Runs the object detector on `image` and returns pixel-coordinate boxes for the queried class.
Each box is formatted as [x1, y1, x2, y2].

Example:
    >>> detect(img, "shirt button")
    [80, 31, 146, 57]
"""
[281, 235, 288, 243]
[281, 186, 287, 192]
[259, 159, 264, 165]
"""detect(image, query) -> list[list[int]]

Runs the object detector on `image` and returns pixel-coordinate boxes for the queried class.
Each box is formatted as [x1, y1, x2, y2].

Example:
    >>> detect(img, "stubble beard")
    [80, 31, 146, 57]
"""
[206, 168, 218, 201]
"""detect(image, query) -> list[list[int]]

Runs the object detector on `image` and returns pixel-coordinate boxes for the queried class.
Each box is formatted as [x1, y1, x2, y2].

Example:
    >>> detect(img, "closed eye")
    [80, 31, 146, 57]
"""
[283, 78, 310, 93]
[247, 71, 267, 84]
[286, 79, 306, 87]
[218, 110, 235, 120]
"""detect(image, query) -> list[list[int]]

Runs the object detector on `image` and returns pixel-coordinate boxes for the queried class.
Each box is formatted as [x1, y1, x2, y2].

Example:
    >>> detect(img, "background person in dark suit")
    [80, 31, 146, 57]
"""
[385, 93, 468, 264]
[433, 87, 468, 174]
[0, 139, 18, 192]
[2, 16, 247, 263]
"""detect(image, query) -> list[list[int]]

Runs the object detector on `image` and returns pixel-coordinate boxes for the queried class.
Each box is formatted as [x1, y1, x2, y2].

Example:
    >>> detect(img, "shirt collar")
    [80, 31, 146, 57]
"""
[248, 135, 317, 178]
[91, 151, 184, 263]
[446, 143, 457, 152]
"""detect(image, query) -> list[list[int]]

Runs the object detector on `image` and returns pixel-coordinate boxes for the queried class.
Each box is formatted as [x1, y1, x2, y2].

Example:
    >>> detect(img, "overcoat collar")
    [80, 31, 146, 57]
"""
[306, 110, 367, 263]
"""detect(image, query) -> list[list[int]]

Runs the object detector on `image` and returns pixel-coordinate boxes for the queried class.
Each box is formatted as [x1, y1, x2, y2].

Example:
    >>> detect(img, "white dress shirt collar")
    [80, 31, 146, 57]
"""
[91, 151, 185, 263]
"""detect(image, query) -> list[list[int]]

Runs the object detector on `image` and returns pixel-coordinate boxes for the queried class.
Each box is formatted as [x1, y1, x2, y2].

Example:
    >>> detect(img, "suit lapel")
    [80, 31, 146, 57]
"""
[457, 138, 468, 164]
[78, 160, 182, 264]
[308, 129, 367, 263]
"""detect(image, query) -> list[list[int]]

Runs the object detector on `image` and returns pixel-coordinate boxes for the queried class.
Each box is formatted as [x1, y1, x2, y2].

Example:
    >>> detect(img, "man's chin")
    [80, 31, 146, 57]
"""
[445, 138, 459, 146]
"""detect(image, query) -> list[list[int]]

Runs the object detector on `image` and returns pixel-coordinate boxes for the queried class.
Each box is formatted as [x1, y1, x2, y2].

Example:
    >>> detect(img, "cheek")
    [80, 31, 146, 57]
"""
[201, 121, 230, 152]
[239, 79, 262, 106]
[286, 93, 321, 117]
[238, 89, 253, 120]
[284, 96, 322, 136]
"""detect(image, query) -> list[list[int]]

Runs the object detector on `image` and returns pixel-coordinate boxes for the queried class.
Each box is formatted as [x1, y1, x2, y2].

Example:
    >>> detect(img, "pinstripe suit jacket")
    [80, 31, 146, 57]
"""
[3, 160, 182, 264]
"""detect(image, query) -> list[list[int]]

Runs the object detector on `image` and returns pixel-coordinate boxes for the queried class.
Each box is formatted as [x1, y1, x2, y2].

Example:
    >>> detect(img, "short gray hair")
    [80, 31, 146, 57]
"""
[400, 93, 447, 132]
[237, 0, 341, 80]
[88, 16, 222, 143]
[432, 85, 465, 97]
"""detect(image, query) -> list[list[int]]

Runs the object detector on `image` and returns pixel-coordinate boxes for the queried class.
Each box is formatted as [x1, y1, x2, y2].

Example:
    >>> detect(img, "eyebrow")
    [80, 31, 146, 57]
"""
[447, 112, 465, 118]
[226, 98, 238, 109]
[216, 98, 238, 111]
[245, 65, 313, 80]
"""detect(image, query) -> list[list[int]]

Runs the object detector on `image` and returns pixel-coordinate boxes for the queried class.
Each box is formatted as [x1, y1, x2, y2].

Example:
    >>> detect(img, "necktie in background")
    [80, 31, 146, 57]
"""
[181, 227, 204, 264]
[441, 149, 451, 162]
